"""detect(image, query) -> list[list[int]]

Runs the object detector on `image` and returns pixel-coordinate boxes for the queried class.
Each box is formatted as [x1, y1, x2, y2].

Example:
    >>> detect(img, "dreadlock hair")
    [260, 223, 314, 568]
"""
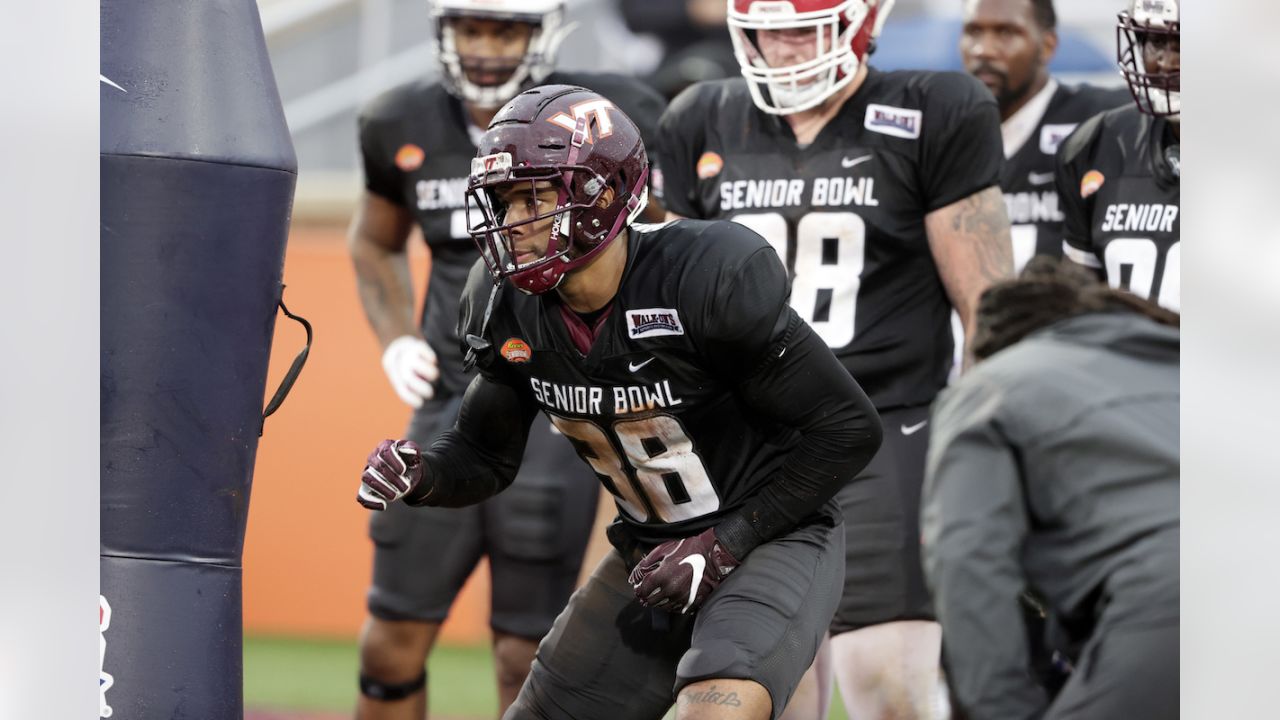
[971, 256, 1179, 361]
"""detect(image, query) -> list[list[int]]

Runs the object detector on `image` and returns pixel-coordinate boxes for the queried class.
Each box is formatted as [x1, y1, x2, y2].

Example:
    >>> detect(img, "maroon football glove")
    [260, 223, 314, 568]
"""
[357, 439, 425, 510]
[628, 527, 740, 614]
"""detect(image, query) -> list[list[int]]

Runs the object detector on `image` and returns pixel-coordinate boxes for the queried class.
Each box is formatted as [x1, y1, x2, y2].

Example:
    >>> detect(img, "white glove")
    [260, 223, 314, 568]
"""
[381, 336, 439, 408]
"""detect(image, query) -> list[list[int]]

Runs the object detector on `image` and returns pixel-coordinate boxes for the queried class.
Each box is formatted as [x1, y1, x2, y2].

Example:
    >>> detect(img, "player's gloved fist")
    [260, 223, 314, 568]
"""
[358, 439, 425, 511]
[628, 527, 740, 614]
[381, 336, 439, 408]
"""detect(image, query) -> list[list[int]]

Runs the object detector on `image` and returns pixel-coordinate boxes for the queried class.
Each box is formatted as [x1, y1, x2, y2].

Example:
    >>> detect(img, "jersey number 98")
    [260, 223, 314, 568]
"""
[731, 211, 866, 348]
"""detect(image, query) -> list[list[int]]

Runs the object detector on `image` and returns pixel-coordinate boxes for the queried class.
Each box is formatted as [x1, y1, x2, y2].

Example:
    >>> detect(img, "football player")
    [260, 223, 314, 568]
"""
[348, 1, 667, 716]
[357, 85, 884, 720]
[656, 1, 1014, 717]
[960, 0, 1128, 271]
[923, 257, 1180, 720]
[1056, 0, 1180, 311]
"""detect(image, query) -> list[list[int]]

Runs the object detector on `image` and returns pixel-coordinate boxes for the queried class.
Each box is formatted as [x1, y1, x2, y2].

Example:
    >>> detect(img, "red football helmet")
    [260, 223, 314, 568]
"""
[1117, 0, 1180, 119]
[728, 0, 894, 115]
[465, 85, 649, 294]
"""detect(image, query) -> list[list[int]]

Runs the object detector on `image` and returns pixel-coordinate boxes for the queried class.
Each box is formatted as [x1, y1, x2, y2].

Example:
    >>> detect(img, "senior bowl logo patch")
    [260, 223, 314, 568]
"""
[500, 338, 532, 364]
[696, 151, 724, 179]
[395, 143, 425, 172]
[1080, 170, 1105, 198]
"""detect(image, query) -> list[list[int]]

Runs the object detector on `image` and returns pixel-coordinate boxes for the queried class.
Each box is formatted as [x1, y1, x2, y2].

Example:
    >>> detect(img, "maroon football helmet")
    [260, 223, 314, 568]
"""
[465, 84, 649, 294]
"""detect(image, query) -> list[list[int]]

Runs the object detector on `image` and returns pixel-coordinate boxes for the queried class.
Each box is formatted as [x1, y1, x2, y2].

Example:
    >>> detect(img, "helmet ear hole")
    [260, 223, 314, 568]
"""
[595, 185, 616, 210]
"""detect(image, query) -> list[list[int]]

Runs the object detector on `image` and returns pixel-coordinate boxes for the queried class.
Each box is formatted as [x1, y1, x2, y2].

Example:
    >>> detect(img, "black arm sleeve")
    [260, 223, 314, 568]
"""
[688, 229, 882, 558]
[653, 83, 710, 216]
[713, 312, 883, 559]
[403, 372, 540, 508]
[1055, 112, 1105, 272]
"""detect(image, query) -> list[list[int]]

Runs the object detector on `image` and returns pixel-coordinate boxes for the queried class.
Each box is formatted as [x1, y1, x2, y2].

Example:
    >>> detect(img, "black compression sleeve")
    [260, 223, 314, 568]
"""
[713, 314, 883, 560]
[403, 373, 540, 508]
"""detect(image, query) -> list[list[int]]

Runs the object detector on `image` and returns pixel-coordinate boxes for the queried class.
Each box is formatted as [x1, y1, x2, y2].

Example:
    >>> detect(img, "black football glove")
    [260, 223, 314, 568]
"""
[357, 439, 425, 510]
[628, 527, 740, 614]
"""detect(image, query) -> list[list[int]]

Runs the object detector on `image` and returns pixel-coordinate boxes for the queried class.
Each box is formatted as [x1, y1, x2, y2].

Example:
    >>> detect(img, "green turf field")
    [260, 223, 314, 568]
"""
[245, 635, 852, 719]
[246, 635, 499, 717]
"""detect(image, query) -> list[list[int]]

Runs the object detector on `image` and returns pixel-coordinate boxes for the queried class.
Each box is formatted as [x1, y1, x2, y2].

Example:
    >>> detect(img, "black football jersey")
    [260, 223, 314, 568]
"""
[1057, 105, 1180, 311]
[357, 72, 667, 395]
[1000, 83, 1129, 269]
[655, 70, 1002, 409]
[457, 220, 820, 545]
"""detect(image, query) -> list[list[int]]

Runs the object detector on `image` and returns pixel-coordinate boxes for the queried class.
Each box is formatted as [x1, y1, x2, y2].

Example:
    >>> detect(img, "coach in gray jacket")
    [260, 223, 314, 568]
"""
[922, 258, 1179, 720]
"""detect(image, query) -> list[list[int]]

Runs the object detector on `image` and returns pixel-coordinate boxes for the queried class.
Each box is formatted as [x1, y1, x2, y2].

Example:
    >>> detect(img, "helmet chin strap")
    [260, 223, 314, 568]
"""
[463, 280, 502, 370]
[547, 113, 592, 259]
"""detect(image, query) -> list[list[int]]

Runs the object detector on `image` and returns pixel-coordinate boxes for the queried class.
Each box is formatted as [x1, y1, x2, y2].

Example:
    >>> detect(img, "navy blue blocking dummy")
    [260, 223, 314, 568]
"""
[101, 1, 300, 716]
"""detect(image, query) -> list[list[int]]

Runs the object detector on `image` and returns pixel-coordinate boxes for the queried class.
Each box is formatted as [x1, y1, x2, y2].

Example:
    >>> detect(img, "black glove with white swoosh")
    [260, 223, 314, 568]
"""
[628, 527, 740, 614]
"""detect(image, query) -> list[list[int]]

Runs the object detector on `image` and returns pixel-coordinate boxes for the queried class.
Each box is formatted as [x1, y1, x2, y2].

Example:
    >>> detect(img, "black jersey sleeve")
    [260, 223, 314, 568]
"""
[1080, 84, 1134, 115]
[690, 222, 884, 558]
[695, 229, 793, 379]
[404, 372, 541, 508]
[1055, 112, 1106, 269]
[357, 92, 408, 205]
[405, 260, 539, 507]
[718, 311, 884, 559]
[919, 73, 1003, 212]
[653, 82, 713, 217]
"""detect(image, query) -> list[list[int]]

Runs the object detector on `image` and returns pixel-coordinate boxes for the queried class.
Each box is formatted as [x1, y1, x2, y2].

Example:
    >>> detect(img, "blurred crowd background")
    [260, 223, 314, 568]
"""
[259, 0, 1125, 220]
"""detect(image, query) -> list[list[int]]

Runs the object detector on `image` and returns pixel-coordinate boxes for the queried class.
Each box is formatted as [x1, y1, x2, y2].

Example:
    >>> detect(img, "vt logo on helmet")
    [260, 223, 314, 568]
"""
[1117, 0, 1180, 119]
[728, 0, 895, 115]
[464, 85, 649, 295]
[548, 99, 619, 143]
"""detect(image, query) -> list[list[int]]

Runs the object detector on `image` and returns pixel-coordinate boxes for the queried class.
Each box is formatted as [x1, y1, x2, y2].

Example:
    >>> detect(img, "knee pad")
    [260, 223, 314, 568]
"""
[359, 669, 426, 701]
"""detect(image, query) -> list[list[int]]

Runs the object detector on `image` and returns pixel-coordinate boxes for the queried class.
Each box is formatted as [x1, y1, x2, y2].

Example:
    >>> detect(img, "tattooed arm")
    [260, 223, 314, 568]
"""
[925, 185, 1014, 371]
[347, 191, 420, 348]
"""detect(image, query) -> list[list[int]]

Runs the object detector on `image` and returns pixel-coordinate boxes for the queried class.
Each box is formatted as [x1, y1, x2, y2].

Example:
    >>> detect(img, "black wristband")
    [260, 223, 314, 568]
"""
[713, 513, 763, 562]
[402, 456, 440, 507]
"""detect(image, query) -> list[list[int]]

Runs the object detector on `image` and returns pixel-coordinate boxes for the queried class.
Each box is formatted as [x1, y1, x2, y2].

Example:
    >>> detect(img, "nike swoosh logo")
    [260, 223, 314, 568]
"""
[842, 154, 873, 169]
[628, 357, 655, 372]
[1028, 171, 1055, 186]
[680, 554, 706, 613]
[901, 420, 929, 436]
